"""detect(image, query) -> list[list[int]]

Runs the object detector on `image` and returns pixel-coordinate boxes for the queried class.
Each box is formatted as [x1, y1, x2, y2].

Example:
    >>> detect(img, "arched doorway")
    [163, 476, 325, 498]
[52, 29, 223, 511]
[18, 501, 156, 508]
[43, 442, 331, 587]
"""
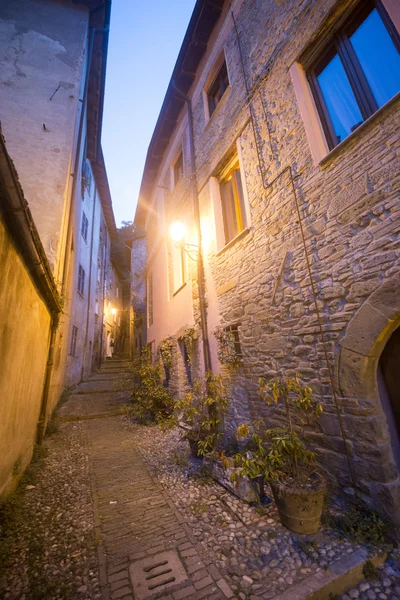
[337, 273, 400, 525]
[378, 326, 400, 471]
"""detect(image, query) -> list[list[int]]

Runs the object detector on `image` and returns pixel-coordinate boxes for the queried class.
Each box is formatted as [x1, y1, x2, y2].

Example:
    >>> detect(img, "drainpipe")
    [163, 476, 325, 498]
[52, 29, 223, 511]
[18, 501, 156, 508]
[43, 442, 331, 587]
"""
[37, 312, 60, 445]
[171, 82, 212, 375]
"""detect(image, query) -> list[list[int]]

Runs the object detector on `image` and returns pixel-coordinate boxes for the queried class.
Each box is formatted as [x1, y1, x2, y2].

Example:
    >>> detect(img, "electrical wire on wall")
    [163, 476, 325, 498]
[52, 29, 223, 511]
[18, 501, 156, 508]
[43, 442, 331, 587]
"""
[229, 3, 357, 491]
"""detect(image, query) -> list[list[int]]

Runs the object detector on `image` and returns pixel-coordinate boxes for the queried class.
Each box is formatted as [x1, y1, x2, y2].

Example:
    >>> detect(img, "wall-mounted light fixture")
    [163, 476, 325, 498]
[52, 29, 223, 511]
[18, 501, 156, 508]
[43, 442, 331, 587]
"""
[169, 219, 199, 261]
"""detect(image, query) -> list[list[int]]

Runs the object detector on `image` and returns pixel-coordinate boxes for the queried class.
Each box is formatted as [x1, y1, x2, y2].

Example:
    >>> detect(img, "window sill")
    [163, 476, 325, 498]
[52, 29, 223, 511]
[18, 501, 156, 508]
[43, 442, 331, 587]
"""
[204, 86, 231, 131]
[215, 226, 251, 257]
[172, 282, 187, 297]
[319, 91, 400, 167]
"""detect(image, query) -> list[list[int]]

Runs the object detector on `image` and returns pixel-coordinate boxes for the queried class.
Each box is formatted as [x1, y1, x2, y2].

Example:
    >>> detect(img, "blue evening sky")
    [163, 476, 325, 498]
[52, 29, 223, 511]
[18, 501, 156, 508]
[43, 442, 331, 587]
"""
[102, 0, 197, 226]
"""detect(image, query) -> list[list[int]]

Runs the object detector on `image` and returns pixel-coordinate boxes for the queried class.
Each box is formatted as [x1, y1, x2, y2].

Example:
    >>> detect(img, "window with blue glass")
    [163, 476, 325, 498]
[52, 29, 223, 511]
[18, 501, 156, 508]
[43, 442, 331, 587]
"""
[308, 1, 400, 149]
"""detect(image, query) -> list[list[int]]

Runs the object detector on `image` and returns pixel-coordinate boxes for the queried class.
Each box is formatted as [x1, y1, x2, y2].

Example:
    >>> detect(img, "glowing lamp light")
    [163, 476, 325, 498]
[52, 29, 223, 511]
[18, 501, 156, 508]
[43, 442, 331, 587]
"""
[169, 220, 187, 244]
[111, 308, 117, 316]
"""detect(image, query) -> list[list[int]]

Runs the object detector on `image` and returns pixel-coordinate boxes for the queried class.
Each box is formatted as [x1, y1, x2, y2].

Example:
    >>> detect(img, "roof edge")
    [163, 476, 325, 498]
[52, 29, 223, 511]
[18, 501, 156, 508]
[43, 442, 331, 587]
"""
[134, 0, 225, 227]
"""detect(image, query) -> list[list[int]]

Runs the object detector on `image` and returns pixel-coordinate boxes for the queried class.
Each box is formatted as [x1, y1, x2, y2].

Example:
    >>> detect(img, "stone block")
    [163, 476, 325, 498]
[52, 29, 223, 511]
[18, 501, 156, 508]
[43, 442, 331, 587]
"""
[318, 412, 342, 437]
[368, 273, 400, 320]
[340, 301, 392, 357]
[203, 456, 260, 503]
[338, 347, 378, 399]
[359, 479, 400, 528]
[350, 458, 398, 485]
[216, 278, 238, 297]
[341, 414, 387, 443]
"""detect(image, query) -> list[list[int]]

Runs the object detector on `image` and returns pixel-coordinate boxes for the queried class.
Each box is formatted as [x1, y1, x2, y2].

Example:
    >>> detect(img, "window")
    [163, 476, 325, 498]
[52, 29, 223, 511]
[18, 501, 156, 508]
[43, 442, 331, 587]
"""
[219, 162, 246, 244]
[70, 325, 78, 356]
[226, 324, 242, 357]
[172, 243, 186, 293]
[173, 151, 183, 187]
[81, 158, 92, 198]
[308, 1, 400, 149]
[147, 273, 153, 326]
[207, 60, 229, 117]
[78, 264, 85, 296]
[81, 211, 89, 242]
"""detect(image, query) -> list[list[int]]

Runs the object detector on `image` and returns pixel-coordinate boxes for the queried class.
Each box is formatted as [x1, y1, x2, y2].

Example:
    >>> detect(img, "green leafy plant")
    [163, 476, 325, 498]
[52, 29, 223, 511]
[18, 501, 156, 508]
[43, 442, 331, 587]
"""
[129, 345, 174, 424]
[164, 372, 228, 456]
[213, 326, 241, 368]
[181, 327, 196, 366]
[225, 376, 323, 492]
[331, 499, 390, 547]
[224, 420, 269, 486]
[158, 336, 174, 369]
[298, 539, 318, 559]
[362, 559, 379, 580]
[259, 375, 323, 484]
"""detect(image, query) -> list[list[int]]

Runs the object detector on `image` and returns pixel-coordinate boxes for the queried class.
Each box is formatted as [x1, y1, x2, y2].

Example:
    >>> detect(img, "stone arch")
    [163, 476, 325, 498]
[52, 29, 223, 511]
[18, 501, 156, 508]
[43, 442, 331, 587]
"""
[337, 273, 400, 528]
[338, 273, 400, 401]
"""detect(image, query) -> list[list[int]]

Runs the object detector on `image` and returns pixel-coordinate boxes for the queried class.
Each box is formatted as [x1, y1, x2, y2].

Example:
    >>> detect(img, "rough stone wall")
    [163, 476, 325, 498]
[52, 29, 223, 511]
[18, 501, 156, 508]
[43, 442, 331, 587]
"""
[146, 0, 400, 523]
[131, 234, 147, 355]
[0, 0, 87, 272]
[0, 214, 52, 499]
[194, 0, 400, 523]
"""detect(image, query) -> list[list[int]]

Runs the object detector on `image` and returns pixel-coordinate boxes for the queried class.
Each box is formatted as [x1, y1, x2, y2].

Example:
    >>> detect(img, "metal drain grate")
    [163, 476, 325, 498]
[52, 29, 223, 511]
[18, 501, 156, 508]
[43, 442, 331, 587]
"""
[129, 551, 188, 599]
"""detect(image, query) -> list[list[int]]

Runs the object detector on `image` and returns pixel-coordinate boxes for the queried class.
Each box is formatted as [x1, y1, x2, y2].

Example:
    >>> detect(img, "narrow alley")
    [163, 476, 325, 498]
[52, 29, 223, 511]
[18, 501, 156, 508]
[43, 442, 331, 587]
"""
[1, 2, 400, 598]
[1, 362, 400, 600]
[0, 360, 232, 600]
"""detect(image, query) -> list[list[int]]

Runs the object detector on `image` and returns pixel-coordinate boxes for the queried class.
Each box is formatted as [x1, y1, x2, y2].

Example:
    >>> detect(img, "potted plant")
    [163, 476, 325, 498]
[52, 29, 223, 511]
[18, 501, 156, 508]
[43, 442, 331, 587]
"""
[258, 376, 325, 534]
[224, 420, 270, 503]
[164, 372, 229, 458]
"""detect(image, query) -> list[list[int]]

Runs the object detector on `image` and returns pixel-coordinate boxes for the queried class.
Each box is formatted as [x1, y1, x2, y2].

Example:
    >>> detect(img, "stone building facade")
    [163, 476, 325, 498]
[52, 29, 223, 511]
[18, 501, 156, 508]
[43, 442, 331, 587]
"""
[135, 0, 400, 526]
[0, 0, 125, 498]
[131, 226, 147, 356]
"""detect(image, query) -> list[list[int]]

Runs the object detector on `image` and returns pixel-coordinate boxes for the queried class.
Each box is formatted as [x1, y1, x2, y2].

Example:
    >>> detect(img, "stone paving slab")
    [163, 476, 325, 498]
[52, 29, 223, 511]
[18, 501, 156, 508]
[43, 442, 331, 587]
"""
[51, 361, 232, 600]
[3, 358, 396, 600]
[86, 415, 230, 600]
[57, 391, 131, 419]
[89, 373, 135, 382]
[75, 380, 126, 394]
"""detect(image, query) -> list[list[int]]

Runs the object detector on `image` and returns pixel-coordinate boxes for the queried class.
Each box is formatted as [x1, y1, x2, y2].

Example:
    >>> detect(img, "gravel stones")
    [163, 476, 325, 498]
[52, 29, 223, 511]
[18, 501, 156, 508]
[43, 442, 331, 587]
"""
[342, 552, 400, 600]
[0, 422, 99, 600]
[130, 423, 399, 600]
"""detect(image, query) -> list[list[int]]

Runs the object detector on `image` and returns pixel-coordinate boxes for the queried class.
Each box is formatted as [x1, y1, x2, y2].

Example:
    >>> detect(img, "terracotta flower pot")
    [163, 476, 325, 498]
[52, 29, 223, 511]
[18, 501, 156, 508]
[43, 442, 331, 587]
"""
[271, 477, 325, 534]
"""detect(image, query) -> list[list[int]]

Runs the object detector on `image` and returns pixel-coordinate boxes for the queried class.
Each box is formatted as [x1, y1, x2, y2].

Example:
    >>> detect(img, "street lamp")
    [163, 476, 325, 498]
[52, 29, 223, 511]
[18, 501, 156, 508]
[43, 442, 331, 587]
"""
[169, 220, 187, 244]
[169, 219, 200, 261]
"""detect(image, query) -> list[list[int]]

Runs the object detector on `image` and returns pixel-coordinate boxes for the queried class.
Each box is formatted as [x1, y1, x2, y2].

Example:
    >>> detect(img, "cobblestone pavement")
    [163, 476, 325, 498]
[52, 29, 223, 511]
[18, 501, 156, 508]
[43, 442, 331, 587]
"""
[1, 359, 400, 600]
[0, 419, 100, 600]
[132, 426, 400, 600]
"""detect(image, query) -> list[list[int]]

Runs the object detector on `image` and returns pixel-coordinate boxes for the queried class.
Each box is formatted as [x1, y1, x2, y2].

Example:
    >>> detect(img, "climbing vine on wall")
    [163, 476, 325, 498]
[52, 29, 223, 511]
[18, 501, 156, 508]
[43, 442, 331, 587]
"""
[182, 327, 196, 366]
[213, 326, 241, 368]
[159, 337, 174, 369]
